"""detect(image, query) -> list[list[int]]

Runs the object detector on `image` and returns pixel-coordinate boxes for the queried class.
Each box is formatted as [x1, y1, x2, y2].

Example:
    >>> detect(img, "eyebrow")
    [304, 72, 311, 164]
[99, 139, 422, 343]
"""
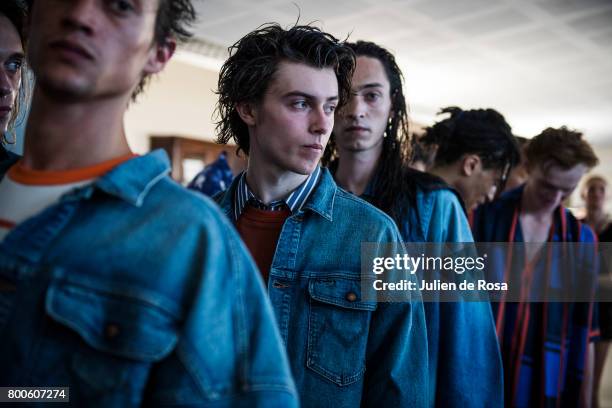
[0, 51, 24, 60]
[283, 91, 338, 102]
[354, 83, 385, 91]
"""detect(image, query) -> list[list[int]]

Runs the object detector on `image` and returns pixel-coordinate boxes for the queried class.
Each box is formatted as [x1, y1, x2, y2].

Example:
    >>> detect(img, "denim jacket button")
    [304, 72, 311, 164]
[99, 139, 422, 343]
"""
[104, 323, 120, 339]
[345, 292, 357, 302]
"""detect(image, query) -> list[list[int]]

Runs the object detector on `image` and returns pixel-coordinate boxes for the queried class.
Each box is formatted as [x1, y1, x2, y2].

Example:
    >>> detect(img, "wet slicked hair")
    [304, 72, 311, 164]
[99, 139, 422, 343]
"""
[215, 23, 356, 155]
[323, 40, 412, 224]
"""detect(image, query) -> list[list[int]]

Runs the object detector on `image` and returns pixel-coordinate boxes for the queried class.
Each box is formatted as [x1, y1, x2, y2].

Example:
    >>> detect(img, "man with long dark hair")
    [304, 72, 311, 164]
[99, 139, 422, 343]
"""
[325, 40, 504, 407]
[0, 1, 297, 405]
[213, 24, 428, 407]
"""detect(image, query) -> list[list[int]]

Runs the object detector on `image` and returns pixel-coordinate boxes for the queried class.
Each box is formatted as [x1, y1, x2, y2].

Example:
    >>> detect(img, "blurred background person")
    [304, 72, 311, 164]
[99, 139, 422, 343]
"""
[583, 175, 610, 235]
[0, 0, 28, 165]
[188, 151, 246, 196]
[582, 174, 612, 406]
[421, 106, 521, 211]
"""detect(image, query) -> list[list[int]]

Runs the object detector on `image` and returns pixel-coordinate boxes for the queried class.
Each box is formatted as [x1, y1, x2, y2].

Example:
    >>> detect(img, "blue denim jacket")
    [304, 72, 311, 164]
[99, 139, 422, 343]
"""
[400, 183, 503, 407]
[0, 145, 19, 175]
[0, 150, 297, 407]
[217, 168, 429, 407]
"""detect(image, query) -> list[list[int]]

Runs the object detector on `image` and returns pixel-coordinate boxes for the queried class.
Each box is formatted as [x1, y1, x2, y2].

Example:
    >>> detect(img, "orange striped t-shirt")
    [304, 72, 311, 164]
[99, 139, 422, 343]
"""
[0, 154, 135, 241]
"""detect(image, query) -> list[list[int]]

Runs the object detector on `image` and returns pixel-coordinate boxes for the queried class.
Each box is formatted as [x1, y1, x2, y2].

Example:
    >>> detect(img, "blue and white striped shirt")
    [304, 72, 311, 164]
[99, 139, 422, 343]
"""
[233, 166, 321, 221]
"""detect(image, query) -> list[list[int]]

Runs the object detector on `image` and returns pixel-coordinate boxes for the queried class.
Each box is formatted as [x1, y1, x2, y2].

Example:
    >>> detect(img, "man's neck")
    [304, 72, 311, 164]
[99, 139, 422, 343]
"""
[245, 156, 310, 204]
[335, 147, 380, 196]
[22, 88, 132, 171]
[520, 182, 555, 220]
[429, 165, 457, 190]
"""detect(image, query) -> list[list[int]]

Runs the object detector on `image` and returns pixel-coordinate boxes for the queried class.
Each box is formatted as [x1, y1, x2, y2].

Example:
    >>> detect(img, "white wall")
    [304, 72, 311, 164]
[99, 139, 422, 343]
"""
[124, 58, 220, 154]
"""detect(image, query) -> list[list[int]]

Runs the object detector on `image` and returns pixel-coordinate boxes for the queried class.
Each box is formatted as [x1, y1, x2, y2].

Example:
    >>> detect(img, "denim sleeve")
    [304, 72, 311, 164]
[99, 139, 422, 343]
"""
[428, 189, 474, 243]
[361, 234, 429, 407]
[144, 217, 298, 407]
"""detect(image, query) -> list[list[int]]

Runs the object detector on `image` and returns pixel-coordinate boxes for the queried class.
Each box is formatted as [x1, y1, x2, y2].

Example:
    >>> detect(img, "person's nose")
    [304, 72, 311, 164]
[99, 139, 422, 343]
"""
[343, 94, 366, 121]
[310, 105, 333, 136]
[0, 69, 14, 99]
[60, 0, 99, 36]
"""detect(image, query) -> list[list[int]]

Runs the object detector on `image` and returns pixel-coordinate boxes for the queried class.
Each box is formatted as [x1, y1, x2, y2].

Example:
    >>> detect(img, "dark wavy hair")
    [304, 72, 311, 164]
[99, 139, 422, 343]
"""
[132, 0, 196, 99]
[1, 0, 29, 145]
[526, 126, 598, 170]
[422, 106, 520, 190]
[322, 40, 412, 224]
[215, 23, 356, 155]
[26, 0, 197, 100]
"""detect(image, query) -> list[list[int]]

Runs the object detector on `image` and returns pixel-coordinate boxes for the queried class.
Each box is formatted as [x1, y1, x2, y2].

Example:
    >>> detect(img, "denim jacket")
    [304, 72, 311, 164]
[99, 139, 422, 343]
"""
[399, 182, 503, 407]
[0, 150, 297, 407]
[217, 167, 429, 407]
[0, 145, 19, 175]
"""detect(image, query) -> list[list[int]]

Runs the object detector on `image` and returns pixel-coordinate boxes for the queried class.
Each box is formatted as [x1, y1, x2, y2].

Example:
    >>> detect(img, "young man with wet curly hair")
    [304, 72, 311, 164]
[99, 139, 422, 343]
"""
[326, 40, 504, 407]
[212, 24, 428, 407]
[0, 1, 297, 406]
[473, 127, 600, 407]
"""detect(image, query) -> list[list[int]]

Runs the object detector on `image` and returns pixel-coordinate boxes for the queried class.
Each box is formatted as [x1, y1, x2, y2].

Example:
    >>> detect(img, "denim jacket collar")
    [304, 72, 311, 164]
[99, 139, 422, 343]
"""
[219, 166, 336, 222]
[93, 149, 170, 207]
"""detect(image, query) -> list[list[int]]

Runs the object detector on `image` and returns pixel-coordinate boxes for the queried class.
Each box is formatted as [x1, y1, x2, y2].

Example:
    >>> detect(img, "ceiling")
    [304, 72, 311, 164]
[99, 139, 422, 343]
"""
[183, 0, 612, 146]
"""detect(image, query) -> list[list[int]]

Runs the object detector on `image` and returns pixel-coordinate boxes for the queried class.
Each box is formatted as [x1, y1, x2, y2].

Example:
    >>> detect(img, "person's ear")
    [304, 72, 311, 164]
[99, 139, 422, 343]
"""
[143, 37, 176, 75]
[236, 102, 258, 126]
[461, 154, 481, 177]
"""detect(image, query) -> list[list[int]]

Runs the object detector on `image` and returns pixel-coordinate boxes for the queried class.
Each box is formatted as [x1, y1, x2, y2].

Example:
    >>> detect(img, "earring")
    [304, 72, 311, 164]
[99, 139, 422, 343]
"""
[383, 116, 392, 138]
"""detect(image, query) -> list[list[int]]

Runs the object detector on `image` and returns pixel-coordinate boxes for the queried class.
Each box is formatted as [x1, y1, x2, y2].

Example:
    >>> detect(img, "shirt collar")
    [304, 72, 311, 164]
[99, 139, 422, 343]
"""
[93, 149, 170, 206]
[233, 165, 321, 220]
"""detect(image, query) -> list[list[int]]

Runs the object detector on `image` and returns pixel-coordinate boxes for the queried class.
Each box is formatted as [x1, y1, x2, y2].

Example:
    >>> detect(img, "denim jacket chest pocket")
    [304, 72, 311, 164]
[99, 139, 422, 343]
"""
[306, 277, 377, 386]
[44, 279, 178, 396]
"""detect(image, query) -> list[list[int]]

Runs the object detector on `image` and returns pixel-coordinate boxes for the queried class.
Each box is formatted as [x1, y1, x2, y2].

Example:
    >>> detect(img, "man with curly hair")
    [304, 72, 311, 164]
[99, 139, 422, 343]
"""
[212, 24, 428, 407]
[473, 127, 600, 407]
[0, 1, 297, 406]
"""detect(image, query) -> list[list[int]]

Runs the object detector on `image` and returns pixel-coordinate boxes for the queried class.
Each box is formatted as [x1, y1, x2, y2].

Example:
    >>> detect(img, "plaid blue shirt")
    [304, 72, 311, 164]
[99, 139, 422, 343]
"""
[233, 166, 321, 221]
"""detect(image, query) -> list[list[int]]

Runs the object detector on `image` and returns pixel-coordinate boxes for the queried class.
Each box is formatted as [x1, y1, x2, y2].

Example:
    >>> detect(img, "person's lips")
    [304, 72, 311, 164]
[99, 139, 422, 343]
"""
[345, 125, 370, 132]
[0, 106, 12, 117]
[48, 39, 95, 61]
[303, 144, 323, 151]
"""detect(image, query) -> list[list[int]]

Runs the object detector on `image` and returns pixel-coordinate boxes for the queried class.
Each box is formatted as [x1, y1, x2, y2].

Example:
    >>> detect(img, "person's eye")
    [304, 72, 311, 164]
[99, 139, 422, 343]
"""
[291, 100, 308, 110]
[5, 59, 23, 74]
[109, 0, 135, 14]
[324, 104, 337, 114]
[365, 92, 381, 102]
